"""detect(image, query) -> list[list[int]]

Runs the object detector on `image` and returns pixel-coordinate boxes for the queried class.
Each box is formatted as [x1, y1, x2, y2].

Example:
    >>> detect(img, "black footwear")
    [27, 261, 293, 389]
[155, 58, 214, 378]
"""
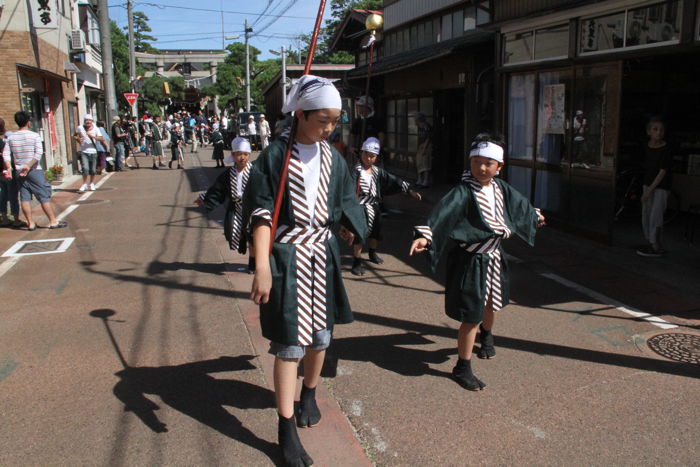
[452, 358, 485, 391]
[636, 245, 662, 257]
[368, 249, 384, 264]
[152, 164, 159, 170]
[351, 257, 364, 276]
[477, 325, 496, 359]
[247, 257, 256, 275]
[296, 384, 321, 428]
[168, 161, 172, 169]
[178, 164, 183, 169]
[278, 414, 314, 467]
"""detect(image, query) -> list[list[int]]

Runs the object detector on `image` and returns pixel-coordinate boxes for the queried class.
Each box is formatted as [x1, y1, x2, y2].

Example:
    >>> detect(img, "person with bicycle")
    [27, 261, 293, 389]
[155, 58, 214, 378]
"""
[637, 117, 672, 257]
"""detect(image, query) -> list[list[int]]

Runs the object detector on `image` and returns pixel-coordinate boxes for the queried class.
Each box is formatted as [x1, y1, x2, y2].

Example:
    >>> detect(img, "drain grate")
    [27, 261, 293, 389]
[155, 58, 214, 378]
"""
[647, 333, 700, 364]
[2, 237, 75, 257]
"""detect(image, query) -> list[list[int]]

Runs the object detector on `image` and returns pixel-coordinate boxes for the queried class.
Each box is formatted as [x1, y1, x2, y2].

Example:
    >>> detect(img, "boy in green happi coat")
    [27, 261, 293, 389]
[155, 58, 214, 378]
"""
[244, 75, 367, 467]
[410, 134, 545, 391]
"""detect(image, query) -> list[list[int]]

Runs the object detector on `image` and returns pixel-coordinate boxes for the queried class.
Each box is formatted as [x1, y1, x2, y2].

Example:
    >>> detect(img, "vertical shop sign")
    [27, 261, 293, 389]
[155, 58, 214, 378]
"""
[31, 0, 58, 28]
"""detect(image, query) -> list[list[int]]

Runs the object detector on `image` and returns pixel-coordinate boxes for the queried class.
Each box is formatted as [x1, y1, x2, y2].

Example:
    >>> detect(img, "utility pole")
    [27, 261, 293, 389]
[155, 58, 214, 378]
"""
[269, 46, 287, 106]
[127, 0, 138, 116]
[245, 19, 252, 112]
[98, 0, 117, 124]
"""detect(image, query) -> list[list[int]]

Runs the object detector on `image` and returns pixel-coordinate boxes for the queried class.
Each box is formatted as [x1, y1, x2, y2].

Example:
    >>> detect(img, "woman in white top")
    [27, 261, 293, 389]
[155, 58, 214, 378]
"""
[74, 114, 105, 193]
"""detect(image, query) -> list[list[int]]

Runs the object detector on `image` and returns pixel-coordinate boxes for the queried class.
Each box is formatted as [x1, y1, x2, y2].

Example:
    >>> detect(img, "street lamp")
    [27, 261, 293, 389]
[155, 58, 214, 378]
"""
[269, 46, 287, 107]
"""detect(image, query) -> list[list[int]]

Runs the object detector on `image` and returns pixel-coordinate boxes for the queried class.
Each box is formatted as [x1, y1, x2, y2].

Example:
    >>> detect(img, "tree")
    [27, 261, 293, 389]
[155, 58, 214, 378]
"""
[214, 42, 276, 112]
[124, 11, 158, 53]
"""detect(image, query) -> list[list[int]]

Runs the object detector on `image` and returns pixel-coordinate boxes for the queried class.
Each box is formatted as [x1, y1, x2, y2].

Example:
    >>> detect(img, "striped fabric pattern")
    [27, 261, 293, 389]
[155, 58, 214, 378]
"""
[228, 163, 251, 250]
[282, 140, 334, 345]
[414, 225, 433, 244]
[356, 165, 378, 232]
[462, 172, 512, 311]
[2, 130, 43, 169]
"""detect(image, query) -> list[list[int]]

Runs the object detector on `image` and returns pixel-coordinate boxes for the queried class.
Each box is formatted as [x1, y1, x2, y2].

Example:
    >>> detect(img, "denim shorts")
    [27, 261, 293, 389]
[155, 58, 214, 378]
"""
[18, 169, 52, 203]
[269, 329, 332, 359]
[80, 151, 98, 175]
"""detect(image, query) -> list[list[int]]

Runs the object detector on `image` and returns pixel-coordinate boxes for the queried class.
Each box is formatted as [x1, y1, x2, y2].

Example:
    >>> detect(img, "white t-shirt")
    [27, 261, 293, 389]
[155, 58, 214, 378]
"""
[220, 116, 228, 130]
[247, 122, 257, 135]
[360, 169, 374, 193]
[76, 125, 99, 154]
[481, 183, 496, 215]
[234, 166, 245, 198]
[295, 142, 321, 215]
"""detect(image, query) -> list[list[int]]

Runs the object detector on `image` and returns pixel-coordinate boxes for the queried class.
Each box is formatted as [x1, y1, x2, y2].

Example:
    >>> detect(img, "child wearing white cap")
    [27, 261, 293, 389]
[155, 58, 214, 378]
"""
[196, 137, 255, 270]
[410, 133, 545, 391]
[351, 136, 422, 275]
[244, 74, 367, 467]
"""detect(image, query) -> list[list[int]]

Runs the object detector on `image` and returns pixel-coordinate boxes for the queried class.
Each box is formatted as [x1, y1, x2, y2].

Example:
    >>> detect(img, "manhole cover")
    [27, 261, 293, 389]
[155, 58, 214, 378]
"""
[647, 333, 700, 364]
[17, 240, 64, 254]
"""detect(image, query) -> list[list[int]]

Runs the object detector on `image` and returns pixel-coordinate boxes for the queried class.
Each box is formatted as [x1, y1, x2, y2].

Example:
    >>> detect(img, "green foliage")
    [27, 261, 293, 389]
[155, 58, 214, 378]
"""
[214, 42, 276, 112]
[110, 21, 131, 108]
[124, 11, 158, 53]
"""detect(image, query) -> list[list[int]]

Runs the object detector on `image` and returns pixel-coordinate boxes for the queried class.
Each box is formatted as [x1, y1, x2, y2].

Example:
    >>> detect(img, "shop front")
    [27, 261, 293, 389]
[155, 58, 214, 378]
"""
[497, 0, 700, 243]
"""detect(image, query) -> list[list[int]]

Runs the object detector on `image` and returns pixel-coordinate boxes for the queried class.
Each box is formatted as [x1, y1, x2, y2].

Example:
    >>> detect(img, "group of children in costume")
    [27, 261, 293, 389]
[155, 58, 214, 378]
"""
[196, 75, 545, 467]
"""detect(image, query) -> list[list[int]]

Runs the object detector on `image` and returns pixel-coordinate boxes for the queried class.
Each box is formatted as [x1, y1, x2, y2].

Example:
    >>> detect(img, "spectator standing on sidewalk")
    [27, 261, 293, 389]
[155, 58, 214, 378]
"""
[111, 116, 127, 171]
[410, 134, 544, 391]
[259, 114, 271, 149]
[636, 117, 672, 258]
[148, 115, 165, 170]
[0, 117, 22, 227]
[95, 121, 110, 174]
[2, 111, 67, 230]
[74, 114, 105, 193]
[246, 115, 258, 150]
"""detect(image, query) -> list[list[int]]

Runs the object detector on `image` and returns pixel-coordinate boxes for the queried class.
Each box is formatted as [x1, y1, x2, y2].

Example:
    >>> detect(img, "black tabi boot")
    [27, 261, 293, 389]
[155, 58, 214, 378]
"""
[477, 325, 496, 359]
[278, 414, 314, 467]
[452, 358, 485, 391]
[351, 257, 365, 276]
[368, 248, 384, 264]
[296, 384, 322, 428]
[247, 256, 256, 275]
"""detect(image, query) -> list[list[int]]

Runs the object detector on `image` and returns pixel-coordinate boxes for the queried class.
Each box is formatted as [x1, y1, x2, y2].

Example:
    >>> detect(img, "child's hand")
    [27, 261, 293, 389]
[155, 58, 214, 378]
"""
[536, 208, 546, 228]
[409, 190, 422, 201]
[251, 267, 272, 304]
[409, 238, 429, 255]
[194, 197, 204, 206]
[339, 226, 355, 245]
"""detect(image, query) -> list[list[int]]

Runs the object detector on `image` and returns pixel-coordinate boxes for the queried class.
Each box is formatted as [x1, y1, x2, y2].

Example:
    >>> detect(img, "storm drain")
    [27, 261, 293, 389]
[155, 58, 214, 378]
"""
[647, 333, 700, 364]
[2, 237, 75, 257]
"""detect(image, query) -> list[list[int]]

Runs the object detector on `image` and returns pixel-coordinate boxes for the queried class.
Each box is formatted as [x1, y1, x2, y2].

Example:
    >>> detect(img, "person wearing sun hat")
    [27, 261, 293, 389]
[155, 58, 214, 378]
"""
[244, 74, 367, 467]
[410, 133, 546, 392]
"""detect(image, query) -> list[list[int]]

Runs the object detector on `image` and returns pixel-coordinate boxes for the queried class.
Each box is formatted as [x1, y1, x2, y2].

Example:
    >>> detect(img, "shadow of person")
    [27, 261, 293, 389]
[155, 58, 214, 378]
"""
[112, 355, 279, 461]
[330, 332, 455, 378]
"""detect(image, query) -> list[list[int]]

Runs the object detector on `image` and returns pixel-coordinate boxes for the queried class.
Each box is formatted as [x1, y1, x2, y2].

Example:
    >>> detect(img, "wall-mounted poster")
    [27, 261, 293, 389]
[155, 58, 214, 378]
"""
[542, 83, 565, 134]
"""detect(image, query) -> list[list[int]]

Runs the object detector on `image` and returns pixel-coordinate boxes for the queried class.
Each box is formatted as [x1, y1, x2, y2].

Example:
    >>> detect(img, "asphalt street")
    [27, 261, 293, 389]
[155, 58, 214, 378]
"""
[0, 146, 698, 466]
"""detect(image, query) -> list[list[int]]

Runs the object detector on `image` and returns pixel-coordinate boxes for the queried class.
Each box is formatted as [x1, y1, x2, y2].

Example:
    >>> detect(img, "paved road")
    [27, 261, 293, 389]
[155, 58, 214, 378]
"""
[0, 147, 697, 465]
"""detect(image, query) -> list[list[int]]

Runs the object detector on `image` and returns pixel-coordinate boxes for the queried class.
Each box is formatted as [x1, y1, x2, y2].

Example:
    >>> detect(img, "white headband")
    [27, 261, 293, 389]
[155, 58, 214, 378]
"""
[282, 75, 341, 113]
[469, 141, 504, 163]
[361, 137, 380, 155]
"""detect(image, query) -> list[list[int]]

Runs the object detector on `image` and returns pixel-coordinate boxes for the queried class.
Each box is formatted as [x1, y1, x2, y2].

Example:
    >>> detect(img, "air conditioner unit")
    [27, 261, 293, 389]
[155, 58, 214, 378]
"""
[71, 30, 86, 51]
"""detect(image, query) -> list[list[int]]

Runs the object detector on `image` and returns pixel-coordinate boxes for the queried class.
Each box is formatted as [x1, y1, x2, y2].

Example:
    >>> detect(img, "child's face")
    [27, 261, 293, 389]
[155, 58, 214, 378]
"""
[470, 156, 503, 185]
[647, 122, 665, 143]
[233, 151, 250, 168]
[295, 109, 341, 144]
[360, 151, 378, 167]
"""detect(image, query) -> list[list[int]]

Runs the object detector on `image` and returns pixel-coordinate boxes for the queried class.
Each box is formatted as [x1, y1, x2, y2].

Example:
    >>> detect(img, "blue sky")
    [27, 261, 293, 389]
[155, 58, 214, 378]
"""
[107, 0, 335, 60]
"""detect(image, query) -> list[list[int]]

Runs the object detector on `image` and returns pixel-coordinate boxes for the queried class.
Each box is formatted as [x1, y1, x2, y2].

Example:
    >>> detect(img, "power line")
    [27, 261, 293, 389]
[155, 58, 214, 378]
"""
[132, 2, 315, 20]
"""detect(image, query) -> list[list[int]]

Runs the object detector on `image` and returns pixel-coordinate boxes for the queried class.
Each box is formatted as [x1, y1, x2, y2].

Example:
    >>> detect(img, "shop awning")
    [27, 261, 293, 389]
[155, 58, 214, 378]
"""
[16, 63, 71, 83]
[347, 31, 493, 80]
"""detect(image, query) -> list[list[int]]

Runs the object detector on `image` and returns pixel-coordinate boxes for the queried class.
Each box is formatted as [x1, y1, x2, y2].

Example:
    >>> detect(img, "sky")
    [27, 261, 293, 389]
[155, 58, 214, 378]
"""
[107, 0, 335, 61]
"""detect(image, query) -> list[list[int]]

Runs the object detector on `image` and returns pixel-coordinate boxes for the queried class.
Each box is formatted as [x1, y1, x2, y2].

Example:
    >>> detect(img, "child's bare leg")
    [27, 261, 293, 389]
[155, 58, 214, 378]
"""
[367, 237, 383, 264]
[351, 243, 365, 275]
[353, 243, 363, 258]
[297, 348, 324, 428]
[275, 356, 313, 466]
[453, 322, 485, 390]
[478, 301, 497, 359]
[274, 357, 299, 418]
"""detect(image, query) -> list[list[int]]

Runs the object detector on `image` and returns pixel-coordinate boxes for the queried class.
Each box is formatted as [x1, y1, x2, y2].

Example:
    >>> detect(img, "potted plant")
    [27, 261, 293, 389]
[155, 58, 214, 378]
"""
[50, 165, 64, 183]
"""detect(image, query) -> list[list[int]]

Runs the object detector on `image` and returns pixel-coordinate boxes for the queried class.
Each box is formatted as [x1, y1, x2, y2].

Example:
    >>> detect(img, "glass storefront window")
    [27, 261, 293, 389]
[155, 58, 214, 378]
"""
[507, 74, 536, 161]
[504, 31, 534, 64]
[442, 14, 453, 41]
[580, 12, 626, 53]
[452, 9, 464, 39]
[477, 1, 491, 25]
[626, 1, 681, 46]
[464, 6, 476, 31]
[535, 24, 569, 60]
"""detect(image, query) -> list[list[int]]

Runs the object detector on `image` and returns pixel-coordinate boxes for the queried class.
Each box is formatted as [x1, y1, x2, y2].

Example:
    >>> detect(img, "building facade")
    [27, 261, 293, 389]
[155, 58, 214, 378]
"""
[493, 0, 700, 242]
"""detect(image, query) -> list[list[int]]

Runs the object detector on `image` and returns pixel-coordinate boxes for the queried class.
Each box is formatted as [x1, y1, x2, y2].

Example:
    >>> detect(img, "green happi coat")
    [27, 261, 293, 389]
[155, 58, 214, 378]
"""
[420, 177, 539, 323]
[243, 139, 368, 345]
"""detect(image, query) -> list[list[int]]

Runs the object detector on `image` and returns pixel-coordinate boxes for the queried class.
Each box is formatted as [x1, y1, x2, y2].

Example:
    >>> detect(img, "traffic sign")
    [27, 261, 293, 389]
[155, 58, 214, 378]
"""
[123, 93, 139, 106]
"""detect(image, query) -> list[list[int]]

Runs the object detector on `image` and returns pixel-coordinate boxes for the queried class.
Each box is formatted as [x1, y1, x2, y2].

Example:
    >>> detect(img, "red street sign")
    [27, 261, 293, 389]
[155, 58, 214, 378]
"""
[123, 93, 139, 106]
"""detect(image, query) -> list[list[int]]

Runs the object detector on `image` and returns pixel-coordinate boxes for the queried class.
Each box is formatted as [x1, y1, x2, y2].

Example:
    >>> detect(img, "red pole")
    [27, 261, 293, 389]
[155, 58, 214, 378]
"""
[269, 0, 327, 251]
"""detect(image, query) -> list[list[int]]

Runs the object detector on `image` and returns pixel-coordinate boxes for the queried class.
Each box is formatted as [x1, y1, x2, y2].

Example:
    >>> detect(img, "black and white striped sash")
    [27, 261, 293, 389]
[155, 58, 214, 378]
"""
[228, 164, 251, 251]
[279, 140, 333, 345]
[355, 164, 378, 231]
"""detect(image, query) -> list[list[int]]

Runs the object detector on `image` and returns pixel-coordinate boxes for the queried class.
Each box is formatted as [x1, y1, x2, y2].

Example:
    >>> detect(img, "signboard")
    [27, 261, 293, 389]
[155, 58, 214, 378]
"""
[123, 93, 139, 107]
[30, 0, 59, 29]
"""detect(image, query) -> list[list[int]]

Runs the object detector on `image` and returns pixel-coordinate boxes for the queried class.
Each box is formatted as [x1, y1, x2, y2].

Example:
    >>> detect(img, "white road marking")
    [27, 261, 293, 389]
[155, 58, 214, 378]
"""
[539, 272, 677, 330]
[57, 204, 78, 221]
[0, 256, 20, 279]
[2, 237, 76, 257]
